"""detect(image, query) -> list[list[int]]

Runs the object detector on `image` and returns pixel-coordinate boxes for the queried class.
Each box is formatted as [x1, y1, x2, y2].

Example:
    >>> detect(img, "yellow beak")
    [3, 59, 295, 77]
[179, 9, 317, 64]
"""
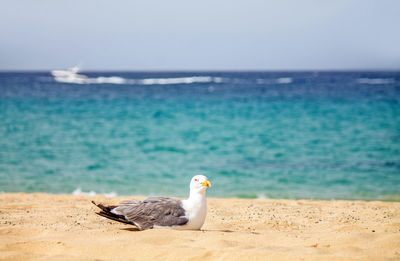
[201, 180, 211, 187]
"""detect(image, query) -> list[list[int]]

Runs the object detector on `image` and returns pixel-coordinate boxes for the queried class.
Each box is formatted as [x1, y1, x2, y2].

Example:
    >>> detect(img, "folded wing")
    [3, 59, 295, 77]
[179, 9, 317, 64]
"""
[93, 197, 188, 230]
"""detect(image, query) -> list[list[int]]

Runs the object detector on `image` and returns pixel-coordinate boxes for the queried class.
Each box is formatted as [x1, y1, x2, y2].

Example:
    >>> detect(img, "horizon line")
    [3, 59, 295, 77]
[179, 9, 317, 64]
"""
[0, 68, 399, 73]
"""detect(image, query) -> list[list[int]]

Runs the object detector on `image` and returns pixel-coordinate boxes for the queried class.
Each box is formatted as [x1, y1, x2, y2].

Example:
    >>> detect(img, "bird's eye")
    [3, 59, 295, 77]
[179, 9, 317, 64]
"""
[194, 178, 198, 181]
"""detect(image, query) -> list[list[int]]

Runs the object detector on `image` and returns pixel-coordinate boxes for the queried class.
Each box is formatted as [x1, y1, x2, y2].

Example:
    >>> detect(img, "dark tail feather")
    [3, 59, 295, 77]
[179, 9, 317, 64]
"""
[96, 211, 135, 225]
[92, 201, 137, 227]
[91, 201, 117, 213]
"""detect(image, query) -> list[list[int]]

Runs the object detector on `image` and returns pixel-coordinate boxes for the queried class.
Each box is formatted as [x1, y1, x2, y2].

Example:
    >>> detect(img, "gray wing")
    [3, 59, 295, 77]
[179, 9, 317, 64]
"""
[112, 197, 188, 230]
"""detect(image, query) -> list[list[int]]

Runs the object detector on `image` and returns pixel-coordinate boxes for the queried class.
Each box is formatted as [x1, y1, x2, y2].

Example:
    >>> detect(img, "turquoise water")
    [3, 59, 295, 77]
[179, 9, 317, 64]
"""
[0, 71, 399, 200]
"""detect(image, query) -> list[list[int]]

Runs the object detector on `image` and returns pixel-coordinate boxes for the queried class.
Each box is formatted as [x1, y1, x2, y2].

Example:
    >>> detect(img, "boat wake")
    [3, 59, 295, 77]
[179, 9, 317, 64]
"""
[51, 67, 298, 86]
[55, 76, 224, 85]
[51, 67, 223, 85]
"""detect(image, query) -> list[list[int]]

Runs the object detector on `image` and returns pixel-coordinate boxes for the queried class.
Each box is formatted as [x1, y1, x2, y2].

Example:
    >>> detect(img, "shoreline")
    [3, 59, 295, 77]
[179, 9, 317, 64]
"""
[1, 193, 399, 260]
[2, 191, 400, 202]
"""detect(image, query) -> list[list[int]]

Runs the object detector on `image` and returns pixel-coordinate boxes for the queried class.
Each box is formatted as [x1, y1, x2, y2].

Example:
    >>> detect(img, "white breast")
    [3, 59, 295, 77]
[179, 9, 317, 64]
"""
[179, 196, 207, 230]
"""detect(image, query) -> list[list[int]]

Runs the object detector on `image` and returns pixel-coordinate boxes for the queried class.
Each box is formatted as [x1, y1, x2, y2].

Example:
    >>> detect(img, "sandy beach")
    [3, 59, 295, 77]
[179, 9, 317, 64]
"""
[0, 193, 399, 260]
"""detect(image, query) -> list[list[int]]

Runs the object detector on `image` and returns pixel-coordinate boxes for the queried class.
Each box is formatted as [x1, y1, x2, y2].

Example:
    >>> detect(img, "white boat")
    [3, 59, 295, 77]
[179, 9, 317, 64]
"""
[51, 66, 88, 84]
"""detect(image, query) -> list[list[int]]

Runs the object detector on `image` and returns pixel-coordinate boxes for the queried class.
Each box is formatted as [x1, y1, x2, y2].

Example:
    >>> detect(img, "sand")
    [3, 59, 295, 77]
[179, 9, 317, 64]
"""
[0, 193, 399, 260]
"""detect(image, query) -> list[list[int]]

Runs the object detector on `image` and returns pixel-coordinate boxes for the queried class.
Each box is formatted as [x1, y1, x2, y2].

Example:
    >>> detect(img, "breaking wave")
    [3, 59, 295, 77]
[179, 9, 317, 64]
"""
[276, 77, 293, 84]
[357, 78, 395, 85]
[72, 188, 117, 197]
[256, 77, 293, 84]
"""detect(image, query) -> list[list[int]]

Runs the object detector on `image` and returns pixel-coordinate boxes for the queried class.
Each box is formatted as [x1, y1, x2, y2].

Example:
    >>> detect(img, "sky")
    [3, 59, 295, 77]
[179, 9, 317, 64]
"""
[1, 0, 399, 71]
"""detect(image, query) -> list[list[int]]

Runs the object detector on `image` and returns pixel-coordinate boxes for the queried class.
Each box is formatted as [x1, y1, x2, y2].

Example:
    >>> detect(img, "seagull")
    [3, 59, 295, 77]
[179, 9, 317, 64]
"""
[92, 175, 211, 230]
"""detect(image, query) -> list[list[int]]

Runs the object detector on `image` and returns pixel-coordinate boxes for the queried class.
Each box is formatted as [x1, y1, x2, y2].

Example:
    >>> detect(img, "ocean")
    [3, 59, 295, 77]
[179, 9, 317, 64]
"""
[0, 71, 399, 200]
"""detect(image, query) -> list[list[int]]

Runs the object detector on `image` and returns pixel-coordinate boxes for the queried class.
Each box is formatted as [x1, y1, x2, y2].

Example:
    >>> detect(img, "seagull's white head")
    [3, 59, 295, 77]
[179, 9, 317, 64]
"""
[190, 175, 211, 194]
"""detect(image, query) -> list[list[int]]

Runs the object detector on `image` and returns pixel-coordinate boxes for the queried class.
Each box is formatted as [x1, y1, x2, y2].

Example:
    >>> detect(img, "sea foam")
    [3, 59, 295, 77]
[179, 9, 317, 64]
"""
[276, 77, 293, 84]
[72, 188, 117, 197]
[357, 78, 395, 85]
